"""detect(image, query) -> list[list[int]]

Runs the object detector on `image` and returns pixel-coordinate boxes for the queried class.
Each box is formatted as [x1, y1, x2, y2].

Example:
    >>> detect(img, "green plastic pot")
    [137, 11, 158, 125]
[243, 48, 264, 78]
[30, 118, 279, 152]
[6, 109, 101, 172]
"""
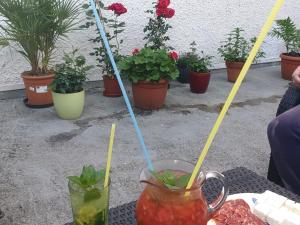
[52, 90, 85, 120]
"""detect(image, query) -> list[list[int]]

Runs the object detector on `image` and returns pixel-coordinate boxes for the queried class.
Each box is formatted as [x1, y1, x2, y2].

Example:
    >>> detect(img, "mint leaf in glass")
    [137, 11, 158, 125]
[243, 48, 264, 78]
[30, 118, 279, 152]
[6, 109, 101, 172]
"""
[68, 165, 106, 189]
[151, 170, 192, 190]
[84, 188, 102, 202]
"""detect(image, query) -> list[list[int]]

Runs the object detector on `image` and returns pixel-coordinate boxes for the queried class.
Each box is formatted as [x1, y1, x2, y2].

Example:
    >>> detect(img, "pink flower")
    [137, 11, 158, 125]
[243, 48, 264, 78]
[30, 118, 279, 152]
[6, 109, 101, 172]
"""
[169, 51, 179, 61]
[108, 3, 127, 16]
[132, 48, 140, 55]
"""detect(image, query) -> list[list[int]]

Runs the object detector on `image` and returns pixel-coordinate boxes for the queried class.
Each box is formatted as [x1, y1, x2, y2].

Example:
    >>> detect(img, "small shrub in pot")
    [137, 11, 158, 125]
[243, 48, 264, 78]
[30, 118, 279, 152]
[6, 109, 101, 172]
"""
[119, 48, 179, 110]
[271, 17, 300, 80]
[218, 28, 265, 82]
[186, 42, 213, 94]
[50, 50, 92, 120]
[81, 1, 128, 97]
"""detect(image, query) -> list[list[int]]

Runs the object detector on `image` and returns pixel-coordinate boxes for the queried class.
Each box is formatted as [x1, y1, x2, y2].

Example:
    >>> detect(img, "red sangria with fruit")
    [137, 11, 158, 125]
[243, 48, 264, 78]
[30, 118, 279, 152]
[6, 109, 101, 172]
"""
[136, 160, 229, 225]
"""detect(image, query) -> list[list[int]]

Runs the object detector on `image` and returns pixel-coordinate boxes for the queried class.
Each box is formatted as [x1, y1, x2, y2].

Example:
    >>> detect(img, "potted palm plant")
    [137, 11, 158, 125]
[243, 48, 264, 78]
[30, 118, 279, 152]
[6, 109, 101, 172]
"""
[218, 28, 265, 82]
[186, 42, 213, 94]
[0, 0, 80, 107]
[81, 1, 127, 97]
[271, 17, 300, 80]
[49, 50, 92, 120]
[119, 48, 179, 110]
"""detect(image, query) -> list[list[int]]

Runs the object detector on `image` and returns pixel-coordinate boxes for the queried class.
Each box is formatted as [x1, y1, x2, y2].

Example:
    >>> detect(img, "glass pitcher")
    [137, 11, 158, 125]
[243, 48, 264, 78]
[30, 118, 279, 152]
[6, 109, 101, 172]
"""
[136, 160, 228, 225]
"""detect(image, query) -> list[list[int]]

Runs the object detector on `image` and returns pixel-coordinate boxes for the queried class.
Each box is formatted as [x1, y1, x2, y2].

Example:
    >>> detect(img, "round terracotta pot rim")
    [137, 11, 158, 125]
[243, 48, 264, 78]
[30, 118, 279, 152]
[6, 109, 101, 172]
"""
[21, 72, 54, 79]
[190, 70, 211, 75]
[103, 75, 117, 79]
[225, 61, 245, 64]
[52, 90, 84, 95]
[133, 79, 169, 85]
[280, 53, 300, 61]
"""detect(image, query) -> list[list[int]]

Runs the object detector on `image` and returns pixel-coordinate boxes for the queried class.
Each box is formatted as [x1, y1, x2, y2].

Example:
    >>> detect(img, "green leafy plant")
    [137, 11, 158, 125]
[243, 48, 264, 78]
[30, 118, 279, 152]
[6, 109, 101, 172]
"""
[185, 42, 213, 73]
[119, 48, 179, 83]
[68, 165, 106, 202]
[177, 54, 189, 68]
[143, 1, 175, 50]
[271, 17, 300, 55]
[81, 1, 127, 76]
[218, 28, 265, 63]
[50, 49, 93, 94]
[151, 170, 192, 190]
[0, 0, 80, 75]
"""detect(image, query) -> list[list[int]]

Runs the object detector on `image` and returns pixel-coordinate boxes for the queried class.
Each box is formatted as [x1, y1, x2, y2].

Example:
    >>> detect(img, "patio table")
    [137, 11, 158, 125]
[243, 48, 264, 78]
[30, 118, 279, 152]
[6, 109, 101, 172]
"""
[65, 167, 300, 225]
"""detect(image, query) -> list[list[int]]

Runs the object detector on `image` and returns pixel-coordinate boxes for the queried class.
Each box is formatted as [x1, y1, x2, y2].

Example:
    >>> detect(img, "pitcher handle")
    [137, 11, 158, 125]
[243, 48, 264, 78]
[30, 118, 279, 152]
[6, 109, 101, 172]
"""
[206, 171, 229, 214]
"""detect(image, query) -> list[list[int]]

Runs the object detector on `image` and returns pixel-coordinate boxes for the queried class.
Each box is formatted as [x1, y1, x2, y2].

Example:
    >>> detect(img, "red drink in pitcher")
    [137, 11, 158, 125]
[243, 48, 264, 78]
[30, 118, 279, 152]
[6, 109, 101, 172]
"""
[136, 160, 228, 225]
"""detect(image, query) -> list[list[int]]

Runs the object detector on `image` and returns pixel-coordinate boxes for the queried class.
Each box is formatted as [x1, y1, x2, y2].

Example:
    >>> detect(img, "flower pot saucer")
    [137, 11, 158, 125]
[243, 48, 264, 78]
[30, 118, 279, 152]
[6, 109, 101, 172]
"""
[23, 98, 53, 109]
[103, 91, 122, 98]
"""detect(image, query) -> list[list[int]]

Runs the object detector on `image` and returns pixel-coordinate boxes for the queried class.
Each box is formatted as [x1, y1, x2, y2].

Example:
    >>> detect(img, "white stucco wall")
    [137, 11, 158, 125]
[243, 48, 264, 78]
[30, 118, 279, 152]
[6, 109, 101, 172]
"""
[0, 0, 300, 90]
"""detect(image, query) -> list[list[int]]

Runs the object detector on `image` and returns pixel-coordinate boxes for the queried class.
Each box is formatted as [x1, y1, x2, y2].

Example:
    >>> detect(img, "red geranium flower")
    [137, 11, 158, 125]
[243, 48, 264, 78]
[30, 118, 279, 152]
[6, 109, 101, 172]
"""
[156, 7, 168, 17]
[157, 0, 170, 8]
[108, 3, 127, 16]
[156, 7, 175, 18]
[169, 51, 179, 61]
[132, 48, 140, 55]
[165, 8, 175, 18]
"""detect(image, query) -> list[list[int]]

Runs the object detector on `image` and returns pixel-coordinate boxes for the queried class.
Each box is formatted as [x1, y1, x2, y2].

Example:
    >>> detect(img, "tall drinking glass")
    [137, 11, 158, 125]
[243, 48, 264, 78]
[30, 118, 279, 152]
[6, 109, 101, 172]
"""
[69, 180, 110, 225]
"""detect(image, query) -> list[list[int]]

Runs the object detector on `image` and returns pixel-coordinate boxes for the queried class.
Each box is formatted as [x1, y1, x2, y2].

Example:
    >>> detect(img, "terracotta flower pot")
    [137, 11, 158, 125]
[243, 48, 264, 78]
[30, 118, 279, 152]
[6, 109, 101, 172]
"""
[189, 71, 211, 94]
[21, 72, 54, 106]
[132, 79, 168, 110]
[225, 61, 245, 83]
[103, 75, 122, 97]
[280, 53, 300, 80]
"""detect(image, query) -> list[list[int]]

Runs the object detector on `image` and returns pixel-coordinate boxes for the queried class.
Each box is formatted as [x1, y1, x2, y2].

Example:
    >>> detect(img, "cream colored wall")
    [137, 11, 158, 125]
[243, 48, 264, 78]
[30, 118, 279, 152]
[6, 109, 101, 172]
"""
[0, 0, 299, 90]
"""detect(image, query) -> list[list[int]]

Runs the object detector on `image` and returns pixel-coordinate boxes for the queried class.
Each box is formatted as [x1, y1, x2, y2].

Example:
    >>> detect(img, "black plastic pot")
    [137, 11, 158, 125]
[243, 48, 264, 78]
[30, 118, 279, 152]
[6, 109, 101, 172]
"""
[177, 66, 189, 83]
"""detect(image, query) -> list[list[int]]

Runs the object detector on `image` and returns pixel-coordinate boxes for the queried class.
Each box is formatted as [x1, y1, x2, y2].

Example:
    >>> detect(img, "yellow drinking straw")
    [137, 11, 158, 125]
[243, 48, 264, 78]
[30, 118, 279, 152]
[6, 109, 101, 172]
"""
[186, 0, 285, 190]
[104, 123, 116, 188]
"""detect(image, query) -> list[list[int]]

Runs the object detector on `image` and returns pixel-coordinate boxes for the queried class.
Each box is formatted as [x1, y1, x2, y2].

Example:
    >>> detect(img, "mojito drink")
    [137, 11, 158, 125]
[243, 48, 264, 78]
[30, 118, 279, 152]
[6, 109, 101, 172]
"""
[68, 165, 109, 225]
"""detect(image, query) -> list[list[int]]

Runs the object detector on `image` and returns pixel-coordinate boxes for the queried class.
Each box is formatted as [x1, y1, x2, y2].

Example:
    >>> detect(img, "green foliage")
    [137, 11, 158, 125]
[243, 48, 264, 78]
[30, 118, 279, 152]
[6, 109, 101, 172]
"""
[68, 165, 106, 189]
[151, 170, 192, 190]
[185, 42, 213, 73]
[0, 0, 80, 75]
[81, 2, 126, 76]
[119, 48, 179, 83]
[143, 2, 172, 50]
[68, 165, 106, 203]
[177, 54, 189, 68]
[218, 28, 265, 63]
[50, 50, 93, 94]
[271, 17, 300, 54]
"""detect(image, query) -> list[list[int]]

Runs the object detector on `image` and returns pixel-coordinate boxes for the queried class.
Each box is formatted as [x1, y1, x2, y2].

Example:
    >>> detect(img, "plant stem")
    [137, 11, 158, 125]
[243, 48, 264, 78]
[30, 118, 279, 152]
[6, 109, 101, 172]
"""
[115, 15, 120, 56]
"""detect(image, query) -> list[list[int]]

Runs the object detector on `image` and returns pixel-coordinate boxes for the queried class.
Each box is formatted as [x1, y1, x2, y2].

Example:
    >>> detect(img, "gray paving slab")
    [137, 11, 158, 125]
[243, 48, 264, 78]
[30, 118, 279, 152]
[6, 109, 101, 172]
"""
[0, 65, 290, 225]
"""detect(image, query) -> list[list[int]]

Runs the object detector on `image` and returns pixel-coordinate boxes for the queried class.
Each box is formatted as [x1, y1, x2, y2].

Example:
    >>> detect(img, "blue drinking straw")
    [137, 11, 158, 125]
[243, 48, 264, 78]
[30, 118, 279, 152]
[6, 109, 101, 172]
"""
[89, 0, 153, 171]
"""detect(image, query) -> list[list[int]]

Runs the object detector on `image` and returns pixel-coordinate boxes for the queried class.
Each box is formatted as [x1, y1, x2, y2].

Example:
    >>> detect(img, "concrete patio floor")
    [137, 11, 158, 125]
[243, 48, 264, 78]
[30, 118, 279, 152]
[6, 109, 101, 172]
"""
[0, 65, 290, 225]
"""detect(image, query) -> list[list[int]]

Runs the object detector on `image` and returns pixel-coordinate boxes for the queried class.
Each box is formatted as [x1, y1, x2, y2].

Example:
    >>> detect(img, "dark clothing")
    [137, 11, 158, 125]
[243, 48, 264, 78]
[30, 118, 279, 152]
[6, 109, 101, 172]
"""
[268, 105, 300, 195]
